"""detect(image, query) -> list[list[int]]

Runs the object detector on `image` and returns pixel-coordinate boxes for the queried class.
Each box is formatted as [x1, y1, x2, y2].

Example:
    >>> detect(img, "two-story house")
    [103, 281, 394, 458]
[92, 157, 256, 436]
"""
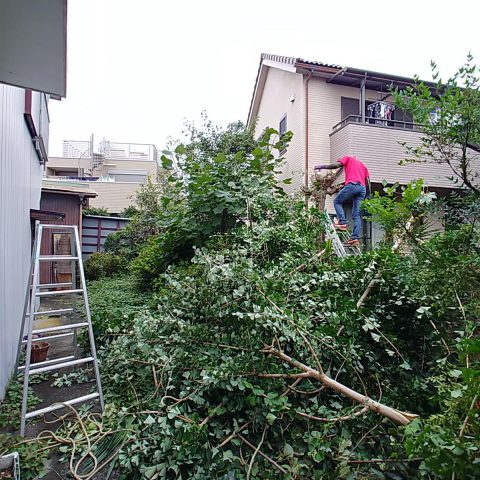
[46, 139, 160, 214]
[247, 53, 463, 241]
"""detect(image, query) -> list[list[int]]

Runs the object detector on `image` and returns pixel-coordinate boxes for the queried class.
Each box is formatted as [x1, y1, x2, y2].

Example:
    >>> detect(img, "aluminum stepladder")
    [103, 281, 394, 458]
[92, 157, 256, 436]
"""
[16, 223, 104, 436]
[323, 211, 362, 257]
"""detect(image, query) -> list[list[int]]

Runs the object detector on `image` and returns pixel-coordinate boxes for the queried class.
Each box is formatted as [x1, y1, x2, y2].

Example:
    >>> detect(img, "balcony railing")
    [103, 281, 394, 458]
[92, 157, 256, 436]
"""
[331, 114, 423, 135]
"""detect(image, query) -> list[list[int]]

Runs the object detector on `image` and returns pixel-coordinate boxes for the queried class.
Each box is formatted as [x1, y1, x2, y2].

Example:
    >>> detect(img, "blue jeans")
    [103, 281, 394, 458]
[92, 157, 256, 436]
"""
[333, 182, 366, 240]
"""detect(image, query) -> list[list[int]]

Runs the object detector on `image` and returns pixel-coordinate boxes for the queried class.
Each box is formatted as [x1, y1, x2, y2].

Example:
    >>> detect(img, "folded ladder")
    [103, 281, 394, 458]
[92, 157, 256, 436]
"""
[16, 223, 104, 436]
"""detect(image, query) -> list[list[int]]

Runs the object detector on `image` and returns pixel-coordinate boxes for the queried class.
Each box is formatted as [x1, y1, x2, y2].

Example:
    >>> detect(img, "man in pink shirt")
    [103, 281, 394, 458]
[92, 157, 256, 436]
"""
[314, 156, 370, 246]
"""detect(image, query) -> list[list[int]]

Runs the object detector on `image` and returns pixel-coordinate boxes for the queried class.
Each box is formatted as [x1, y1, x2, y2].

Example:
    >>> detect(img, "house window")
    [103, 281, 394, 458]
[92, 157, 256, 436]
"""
[279, 114, 287, 155]
[279, 114, 287, 136]
[341, 97, 359, 121]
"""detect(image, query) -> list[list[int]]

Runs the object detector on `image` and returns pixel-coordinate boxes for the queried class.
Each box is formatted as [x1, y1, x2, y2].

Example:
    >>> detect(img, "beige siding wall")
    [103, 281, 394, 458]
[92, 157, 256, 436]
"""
[88, 182, 141, 214]
[254, 67, 305, 192]
[330, 123, 458, 188]
[307, 78, 382, 179]
[0, 85, 44, 398]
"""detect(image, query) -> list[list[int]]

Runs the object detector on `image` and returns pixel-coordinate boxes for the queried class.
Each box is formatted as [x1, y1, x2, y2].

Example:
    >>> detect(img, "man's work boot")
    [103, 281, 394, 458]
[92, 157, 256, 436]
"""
[347, 238, 360, 246]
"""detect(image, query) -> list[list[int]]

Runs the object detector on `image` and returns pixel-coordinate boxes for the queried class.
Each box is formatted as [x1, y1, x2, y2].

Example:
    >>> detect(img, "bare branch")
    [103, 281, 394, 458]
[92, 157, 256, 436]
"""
[262, 346, 418, 425]
[459, 394, 478, 438]
[246, 425, 267, 480]
[296, 405, 369, 423]
[256, 372, 310, 379]
[238, 434, 287, 475]
[217, 422, 251, 448]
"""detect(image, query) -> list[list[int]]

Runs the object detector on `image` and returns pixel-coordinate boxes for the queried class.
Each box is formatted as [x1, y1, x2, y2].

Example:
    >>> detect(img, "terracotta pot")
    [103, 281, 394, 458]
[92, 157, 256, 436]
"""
[31, 342, 50, 363]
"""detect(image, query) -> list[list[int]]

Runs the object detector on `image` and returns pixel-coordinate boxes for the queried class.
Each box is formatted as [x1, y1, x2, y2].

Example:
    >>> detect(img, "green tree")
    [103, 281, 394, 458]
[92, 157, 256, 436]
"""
[392, 55, 480, 194]
[83, 206, 110, 216]
[131, 124, 292, 285]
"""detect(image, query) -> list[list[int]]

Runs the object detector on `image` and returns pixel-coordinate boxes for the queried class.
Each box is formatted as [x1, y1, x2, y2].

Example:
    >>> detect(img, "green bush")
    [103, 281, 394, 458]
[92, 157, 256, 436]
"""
[83, 206, 110, 216]
[87, 275, 150, 341]
[84, 251, 126, 280]
[0, 433, 50, 480]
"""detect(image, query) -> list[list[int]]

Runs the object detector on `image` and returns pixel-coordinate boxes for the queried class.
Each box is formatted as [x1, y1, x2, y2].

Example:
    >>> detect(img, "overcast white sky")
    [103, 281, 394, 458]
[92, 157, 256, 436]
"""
[48, 0, 479, 156]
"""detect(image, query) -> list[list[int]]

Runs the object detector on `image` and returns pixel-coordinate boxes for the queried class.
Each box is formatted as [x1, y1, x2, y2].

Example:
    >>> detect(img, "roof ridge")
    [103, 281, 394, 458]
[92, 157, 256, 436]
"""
[261, 53, 296, 65]
[261, 53, 343, 70]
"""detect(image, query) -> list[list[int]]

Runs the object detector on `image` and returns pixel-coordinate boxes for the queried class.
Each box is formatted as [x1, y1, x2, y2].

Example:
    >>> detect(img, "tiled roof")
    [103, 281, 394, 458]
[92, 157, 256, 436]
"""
[261, 53, 342, 70]
[295, 57, 343, 69]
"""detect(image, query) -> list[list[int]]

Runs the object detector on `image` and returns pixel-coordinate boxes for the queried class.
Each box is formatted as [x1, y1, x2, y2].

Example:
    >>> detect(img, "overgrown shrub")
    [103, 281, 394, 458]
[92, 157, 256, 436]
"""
[83, 206, 110, 216]
[129, 126, 292, 287]
[0, 433, 50, 479]
[87, 275, 151, 342]
[84, 251, 127, 280]
[42, 105, 480, 477]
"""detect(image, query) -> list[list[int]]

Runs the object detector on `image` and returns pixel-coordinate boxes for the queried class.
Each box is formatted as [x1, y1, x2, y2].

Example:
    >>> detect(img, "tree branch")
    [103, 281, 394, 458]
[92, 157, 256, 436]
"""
[296, 405, 369, 423]
[238, 434, 287, 475]
[261, 346, 418, 425]
[246, 425, 267, 480]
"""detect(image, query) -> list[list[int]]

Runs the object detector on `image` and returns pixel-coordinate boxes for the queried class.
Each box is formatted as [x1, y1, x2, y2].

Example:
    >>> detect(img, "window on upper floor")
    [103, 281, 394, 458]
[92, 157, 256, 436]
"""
[279, 114, 287, 136]
[341, 97, 359, 121]
[279, 114, 287, 155]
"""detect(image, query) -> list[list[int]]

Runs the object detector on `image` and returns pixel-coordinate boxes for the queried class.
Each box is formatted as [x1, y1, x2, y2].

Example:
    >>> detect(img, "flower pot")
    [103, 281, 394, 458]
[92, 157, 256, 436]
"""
[31, 341, 50, 363]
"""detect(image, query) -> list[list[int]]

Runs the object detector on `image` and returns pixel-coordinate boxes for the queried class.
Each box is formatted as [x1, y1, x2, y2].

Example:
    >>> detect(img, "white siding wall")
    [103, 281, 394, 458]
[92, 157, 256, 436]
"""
[0, 85, 44, 398]
[254, 68, 305, 193]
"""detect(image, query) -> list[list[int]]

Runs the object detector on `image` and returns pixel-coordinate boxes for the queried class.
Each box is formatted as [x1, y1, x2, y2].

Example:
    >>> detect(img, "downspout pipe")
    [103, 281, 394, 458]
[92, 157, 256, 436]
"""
[305, 70, 314, 189]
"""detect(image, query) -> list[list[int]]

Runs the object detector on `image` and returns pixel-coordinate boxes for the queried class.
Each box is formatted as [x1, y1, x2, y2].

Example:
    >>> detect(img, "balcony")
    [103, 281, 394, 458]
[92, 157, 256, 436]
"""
[329, 115, 457, 189]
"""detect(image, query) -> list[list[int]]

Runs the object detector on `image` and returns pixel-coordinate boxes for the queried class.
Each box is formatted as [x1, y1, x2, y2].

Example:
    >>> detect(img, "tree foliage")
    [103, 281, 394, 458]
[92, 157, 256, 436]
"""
[8, 106, 479, 479]
[130, 122, 292, 286]
[392, 55, 480, 194]
[83, 206, 110, 216]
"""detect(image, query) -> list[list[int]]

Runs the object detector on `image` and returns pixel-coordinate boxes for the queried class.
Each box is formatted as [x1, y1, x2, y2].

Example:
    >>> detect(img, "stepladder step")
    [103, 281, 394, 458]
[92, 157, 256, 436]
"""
[36, 289, 83, 297]
[38, 255, 80, 261]
[32, 322, 89, 335]
[25, 393, 100, 420]
[25, 356, 94, 375]
[18, 355, 75, 371]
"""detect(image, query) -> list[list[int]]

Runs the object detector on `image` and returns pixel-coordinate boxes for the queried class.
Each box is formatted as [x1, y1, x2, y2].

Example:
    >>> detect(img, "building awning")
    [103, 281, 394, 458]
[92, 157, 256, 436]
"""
[42, 179, 97, 197]
[30, 209, 65, 222]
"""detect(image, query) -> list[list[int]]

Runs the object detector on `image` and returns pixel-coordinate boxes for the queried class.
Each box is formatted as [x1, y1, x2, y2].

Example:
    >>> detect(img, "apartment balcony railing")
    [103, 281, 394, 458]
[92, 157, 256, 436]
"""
[331, 114, 423, 135]
[99, 141, 158, 162]
[63, 140, 158, 162]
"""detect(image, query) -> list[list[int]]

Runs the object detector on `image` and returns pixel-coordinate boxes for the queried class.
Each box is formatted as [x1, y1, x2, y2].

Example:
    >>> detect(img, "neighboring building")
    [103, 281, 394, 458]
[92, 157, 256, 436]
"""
[40, 180, 97, 283]
[0, 0, 67, 398]
[0, 86, 47, 397]
[82, 215, 130, 260]
[247, 53, 473, 195]
[46, 139, 159, 214]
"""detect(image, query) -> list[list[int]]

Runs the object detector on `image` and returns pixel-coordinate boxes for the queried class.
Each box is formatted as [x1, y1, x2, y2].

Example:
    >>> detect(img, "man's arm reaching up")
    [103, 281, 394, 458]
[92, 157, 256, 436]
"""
[314, 161, 343, 171]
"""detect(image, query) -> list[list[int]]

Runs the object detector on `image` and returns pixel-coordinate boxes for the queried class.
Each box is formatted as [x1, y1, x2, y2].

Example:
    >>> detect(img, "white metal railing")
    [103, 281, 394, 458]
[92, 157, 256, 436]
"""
[99, 140, 157, 161]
